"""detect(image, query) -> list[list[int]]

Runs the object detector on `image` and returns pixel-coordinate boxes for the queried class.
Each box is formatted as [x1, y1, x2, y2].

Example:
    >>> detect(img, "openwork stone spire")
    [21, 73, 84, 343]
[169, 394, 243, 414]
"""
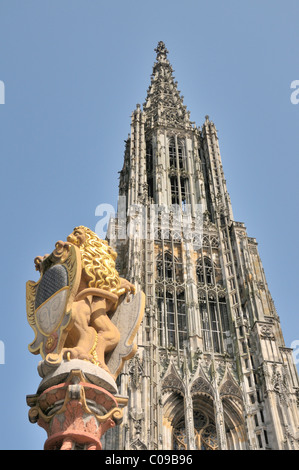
[143, 41, 192, 129]
[112, 42, 299, 452]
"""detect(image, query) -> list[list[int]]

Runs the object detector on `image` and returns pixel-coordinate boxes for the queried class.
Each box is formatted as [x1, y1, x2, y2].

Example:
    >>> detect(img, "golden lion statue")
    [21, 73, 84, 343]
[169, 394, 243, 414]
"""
[31, 226, 136, 376]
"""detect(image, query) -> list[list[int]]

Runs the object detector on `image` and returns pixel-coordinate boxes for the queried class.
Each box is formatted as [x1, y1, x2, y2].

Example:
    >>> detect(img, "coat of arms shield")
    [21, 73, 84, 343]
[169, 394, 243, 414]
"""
[26, 243, 81, 360]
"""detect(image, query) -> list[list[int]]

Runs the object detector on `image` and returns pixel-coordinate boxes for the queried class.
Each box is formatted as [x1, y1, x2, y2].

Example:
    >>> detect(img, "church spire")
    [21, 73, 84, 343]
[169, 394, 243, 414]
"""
[143, 41, 192, 129]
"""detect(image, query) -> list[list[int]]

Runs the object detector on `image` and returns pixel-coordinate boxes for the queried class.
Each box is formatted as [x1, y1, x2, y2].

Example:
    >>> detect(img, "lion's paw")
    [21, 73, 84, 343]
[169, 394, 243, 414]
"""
[62, 347, 93, 362]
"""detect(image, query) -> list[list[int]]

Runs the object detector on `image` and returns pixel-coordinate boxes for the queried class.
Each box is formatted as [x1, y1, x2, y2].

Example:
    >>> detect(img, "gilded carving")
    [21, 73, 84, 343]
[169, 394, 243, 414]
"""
[26, 226, 145, 379]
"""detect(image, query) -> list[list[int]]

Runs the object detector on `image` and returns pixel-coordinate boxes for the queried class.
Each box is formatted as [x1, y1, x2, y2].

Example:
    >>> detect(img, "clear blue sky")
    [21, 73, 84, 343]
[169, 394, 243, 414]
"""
[0, 0, 298, 450]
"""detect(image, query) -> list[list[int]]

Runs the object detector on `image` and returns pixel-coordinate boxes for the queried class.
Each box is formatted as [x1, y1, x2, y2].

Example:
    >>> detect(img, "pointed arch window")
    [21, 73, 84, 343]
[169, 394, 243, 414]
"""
[219, 296, 230, 333]
[180, 177, 190, 210]
[169, 138, 176, 168]
[156, 251, 183, 283]
[198, 290, 231, 354]
[208, 294, 221, 353]
[170, 176, 180, 205]
[197, 255, 231, 354]
[177, 139, 186, 170]
[173, 410, 218, 450]
[198, 293, 212, 351]
[170, 176, 190, 208]
[146, 141, 153, 173]
[198, 290, 223, 353]
[177, 289, 187, 347]
[168, 136, 189, 209]
[165, 255, 173, 279]
[146, 141, 154, 198]
[157, 287, 187, 349]
[168, 137, 186, 170]
[196, 257, 214, 285]
[156, 251, 187, 350]
[166, 290, 176, 346]
[205, 258, 213, 285]
[196, 260, 204, 283]
[157, 252, 174, 280]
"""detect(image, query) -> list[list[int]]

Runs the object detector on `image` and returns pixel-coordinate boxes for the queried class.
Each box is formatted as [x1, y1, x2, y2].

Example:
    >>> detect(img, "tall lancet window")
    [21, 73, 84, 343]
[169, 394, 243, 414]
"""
[146, 141, 154, 198]
[170, 176, 180, 205]
[177, 139, 186, 170]
[196, 257, 214, 285]
[169, 138, 176, 168]
[168, 137, 189, 209]
[180, 177, 190, 211]
[156, 252, 187, 350]
[197, 255, 230, 354]
[168, 137, 186, 170]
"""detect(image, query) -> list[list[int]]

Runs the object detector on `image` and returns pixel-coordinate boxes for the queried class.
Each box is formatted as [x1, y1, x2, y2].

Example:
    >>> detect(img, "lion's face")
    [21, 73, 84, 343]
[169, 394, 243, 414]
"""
[67, 227, 86, 247]
[66, 226, 121, 295]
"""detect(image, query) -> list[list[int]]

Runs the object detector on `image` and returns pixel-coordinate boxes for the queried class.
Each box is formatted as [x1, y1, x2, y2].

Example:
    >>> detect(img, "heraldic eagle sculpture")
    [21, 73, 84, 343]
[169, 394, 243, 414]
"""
[26, 226, 145, 379]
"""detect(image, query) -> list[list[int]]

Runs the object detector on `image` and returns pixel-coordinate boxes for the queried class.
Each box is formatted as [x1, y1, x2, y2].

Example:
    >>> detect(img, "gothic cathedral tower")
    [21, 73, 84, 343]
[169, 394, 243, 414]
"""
[106, 42, 299, 450]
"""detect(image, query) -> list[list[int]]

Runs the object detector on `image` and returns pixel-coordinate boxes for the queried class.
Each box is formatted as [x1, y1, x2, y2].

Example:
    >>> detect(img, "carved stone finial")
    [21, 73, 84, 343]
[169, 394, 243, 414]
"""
[154, 41, 169, 59]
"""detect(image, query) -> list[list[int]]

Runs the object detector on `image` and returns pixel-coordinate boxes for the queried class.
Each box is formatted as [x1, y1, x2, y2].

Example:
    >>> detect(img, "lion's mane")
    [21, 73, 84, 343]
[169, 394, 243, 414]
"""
[75, 226, 121, 295]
